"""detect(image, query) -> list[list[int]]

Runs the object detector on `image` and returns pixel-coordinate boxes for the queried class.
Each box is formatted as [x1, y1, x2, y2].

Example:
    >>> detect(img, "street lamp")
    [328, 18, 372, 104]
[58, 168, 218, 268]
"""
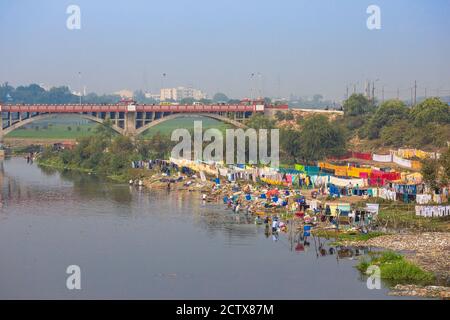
[78, 72, 82, 105]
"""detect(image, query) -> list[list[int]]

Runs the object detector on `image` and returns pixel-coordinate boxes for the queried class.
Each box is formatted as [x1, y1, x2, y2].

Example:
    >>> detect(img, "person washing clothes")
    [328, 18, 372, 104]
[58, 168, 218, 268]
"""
[272, 217, 279, 233]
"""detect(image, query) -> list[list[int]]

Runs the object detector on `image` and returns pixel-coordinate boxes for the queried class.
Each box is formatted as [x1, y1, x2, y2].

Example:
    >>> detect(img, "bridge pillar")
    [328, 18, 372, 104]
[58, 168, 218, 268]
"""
[124, 111, 137, 137]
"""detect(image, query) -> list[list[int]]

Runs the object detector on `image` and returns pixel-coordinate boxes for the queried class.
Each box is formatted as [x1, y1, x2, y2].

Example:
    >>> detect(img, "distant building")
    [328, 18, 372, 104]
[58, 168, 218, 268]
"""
[160, 87, 207, 101]
[114, 89, 134, 99]
[144, 92, 161, 100]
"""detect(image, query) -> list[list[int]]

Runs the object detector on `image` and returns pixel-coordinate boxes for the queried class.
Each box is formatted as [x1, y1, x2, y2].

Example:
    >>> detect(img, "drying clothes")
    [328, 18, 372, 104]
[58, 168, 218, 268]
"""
[393, 154, 412, 168]
[379, 188, 397, 201]
[415, 205, 450, 217]
[351, 152, 372, 160]
[394, 184, 417, 195]
[416, 194, 432, 204]
[372, 154, 392, 162]
[329, 176, 365, 188]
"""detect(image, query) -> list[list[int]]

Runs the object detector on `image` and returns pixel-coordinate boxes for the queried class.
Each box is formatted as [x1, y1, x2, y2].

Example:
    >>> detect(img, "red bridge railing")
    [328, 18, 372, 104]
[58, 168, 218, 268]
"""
[0, 103, 286, 113]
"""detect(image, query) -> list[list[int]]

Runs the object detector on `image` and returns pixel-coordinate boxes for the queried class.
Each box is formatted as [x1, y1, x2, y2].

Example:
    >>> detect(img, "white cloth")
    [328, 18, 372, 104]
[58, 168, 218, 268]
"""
[329, 176, 365, 187]
[379, 188, 397, 201]
[416, 194, 432, 204]
[393, 154, 412, 168]
[372, 154, 392, 162]
[415, 205, 450, 217]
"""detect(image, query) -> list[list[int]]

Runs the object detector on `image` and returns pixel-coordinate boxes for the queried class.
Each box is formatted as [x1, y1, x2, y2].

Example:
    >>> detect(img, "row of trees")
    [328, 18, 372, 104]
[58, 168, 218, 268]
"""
[0, 83, 240, 105]
[0, 83, 122, 104]
[40, 120, 174, 177]
[421, 148, 450, 190]
[343, 94, 450, 148]
[244, 113, 347, 164]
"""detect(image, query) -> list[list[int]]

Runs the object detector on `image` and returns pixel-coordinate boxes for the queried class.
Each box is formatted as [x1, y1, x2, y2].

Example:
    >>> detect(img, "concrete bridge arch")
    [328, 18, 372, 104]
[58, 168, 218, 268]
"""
[134, 113, 248, 136]
[1, 113, 125, 137]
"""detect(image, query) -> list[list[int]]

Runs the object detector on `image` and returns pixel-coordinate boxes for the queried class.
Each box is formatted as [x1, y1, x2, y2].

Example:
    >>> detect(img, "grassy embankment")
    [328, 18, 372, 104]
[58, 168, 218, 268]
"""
[6, 117, 229, 139]
[356, 251, 436, 285]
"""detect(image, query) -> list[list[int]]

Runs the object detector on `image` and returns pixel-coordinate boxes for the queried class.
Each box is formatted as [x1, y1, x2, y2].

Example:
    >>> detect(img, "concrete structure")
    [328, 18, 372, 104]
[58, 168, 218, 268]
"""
[160, 87, 207, 101]
[114, 89, 134, 99]
[0, 101, 285, 140]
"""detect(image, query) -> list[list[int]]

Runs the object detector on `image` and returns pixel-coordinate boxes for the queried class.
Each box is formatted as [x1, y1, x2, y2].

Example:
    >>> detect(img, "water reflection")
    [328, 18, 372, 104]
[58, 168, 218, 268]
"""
[0, 157, 401, 299]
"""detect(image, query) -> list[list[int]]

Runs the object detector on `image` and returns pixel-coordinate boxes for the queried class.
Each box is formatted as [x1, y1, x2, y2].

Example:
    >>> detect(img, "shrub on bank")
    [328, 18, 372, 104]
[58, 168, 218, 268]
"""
[357, 251, 436, 285]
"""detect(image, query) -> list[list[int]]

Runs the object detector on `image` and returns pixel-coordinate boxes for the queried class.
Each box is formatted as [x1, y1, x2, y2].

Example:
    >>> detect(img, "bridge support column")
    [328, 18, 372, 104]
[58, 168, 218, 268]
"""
[0, 116, 4, 158]
[124, 111, 137, 137]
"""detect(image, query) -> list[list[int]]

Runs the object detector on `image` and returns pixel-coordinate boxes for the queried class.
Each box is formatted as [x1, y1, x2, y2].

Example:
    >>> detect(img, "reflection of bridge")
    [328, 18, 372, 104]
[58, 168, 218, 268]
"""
[0, 102, 288, 139]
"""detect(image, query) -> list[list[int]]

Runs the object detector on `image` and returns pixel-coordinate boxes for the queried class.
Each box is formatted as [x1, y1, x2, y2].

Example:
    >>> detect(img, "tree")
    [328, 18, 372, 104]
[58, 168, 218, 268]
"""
[280, 128, 302, 163]
[439, 147, 450, 185]
[284, 111, 294, 121]
[213, 93, 229, 103]
[298, 115, 347, 162]
[94, 119, 115, 141]
[421, 158, 440, 191]
[366, 99, 409, 139]
[244, 113, 276, 130]
[179, 97, 195, 105]
[145, 132, 174, 159]
[343, 94, 374, 116]
[411, 97, 450, 126]
[275, 110, 285, 121]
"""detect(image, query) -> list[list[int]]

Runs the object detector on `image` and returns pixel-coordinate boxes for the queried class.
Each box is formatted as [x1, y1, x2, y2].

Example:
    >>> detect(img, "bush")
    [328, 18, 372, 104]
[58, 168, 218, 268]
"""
[357, 251, 435, 285]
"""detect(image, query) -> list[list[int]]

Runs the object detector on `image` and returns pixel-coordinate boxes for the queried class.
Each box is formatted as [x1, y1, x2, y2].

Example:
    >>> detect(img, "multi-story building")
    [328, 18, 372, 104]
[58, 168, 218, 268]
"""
[160, 87, 207, 101]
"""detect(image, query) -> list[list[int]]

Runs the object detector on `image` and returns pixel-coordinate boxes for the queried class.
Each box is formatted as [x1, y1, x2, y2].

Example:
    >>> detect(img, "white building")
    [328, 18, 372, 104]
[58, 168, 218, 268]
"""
[114, 89, 134, 99]
[160, 87, 207, 101]
[144, 92, 161, 100]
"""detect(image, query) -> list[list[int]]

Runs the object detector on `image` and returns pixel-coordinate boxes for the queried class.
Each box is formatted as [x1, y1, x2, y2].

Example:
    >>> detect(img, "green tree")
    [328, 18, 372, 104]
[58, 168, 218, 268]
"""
[421, 158, 440, 191]
[284, 111, 294, 120]
[179, 97, 195, 105]
[244, 113, 276, 130]
[439, 147, 450, 185]
[213, 92, 229, 103]
[411, 97, 450, 126]
[94, 119, 115, 141]
[275, 110, 285, 121]
[280, 128, 302, 164]
[298, 115, 347, 162]
[343, 94, 374, 116]
[366, 99, 409, 139]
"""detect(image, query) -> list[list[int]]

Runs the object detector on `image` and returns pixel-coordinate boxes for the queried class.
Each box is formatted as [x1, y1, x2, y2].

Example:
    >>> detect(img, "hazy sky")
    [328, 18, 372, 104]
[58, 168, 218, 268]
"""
[1, 0, 449, 101]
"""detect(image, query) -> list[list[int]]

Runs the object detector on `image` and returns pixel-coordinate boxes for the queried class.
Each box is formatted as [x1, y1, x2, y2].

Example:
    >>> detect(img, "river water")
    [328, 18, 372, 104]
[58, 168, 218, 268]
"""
[0, 157, 407, 299]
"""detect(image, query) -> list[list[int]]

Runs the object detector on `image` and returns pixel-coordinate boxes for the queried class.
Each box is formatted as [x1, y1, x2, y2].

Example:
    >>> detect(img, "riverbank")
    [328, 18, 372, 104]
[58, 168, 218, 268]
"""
[345, 232, 450, 283]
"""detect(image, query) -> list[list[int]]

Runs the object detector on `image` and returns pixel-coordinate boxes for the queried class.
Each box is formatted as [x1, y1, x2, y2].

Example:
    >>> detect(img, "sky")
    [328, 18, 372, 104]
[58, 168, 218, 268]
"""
[0, 0, 449, 101]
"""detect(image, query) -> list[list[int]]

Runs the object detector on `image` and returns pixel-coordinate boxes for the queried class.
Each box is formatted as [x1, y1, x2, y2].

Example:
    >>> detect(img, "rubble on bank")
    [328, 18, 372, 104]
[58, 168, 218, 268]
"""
[344, 232, 450, 280]
[389, 284, 450, 299]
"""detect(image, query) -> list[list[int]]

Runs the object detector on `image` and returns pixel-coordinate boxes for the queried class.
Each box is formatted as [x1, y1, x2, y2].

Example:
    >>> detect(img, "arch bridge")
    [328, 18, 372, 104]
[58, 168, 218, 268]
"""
[0, 102, 287, 140]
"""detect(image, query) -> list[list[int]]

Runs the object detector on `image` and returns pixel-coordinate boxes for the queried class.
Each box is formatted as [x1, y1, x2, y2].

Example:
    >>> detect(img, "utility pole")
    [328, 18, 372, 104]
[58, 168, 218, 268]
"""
[250, 73, 255, 100]
[410, 87, 413, 106]
[372, 81, 375, 102]
[346, 86, 349, 100]
[413, 80, 417, 106]
[78, 72, 82, 105]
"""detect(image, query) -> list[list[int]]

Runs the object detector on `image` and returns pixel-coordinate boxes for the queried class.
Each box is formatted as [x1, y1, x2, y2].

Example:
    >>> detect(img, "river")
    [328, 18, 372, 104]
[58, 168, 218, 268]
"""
[0, 157, 408, 299]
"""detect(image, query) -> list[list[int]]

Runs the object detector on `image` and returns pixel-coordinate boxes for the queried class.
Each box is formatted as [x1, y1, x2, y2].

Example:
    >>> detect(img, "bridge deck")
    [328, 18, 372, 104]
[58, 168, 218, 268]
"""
[0, 104, 271, 113]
